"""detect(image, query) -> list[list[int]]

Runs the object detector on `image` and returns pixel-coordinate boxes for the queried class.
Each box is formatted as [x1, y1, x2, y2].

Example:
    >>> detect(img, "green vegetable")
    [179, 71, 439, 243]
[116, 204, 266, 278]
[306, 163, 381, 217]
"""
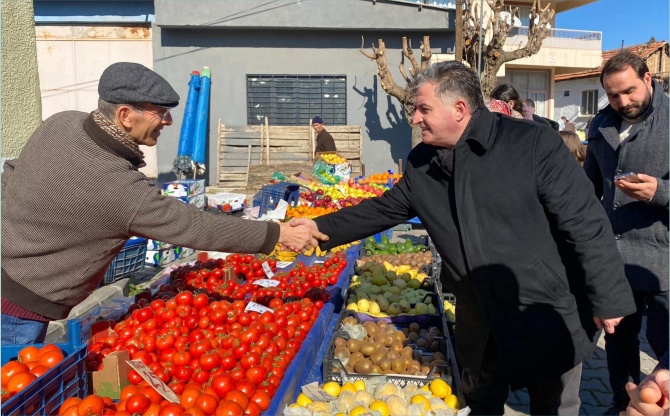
[381, 234, 390, 244]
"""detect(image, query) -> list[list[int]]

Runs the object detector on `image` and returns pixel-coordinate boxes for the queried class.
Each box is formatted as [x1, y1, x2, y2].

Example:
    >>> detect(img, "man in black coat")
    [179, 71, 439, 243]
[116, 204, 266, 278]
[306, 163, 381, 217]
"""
[291, 62, 636, 415]
[585, 51, 669, 414]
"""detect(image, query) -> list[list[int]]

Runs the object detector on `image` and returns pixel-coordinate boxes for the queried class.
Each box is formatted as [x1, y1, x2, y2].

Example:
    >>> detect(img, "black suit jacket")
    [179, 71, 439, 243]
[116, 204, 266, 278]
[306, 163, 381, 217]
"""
[316, 109, 635, 389]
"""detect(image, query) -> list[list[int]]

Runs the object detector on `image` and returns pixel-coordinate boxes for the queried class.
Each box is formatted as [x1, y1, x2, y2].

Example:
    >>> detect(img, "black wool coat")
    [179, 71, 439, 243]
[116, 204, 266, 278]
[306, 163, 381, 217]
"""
[316, 108, 636, 389]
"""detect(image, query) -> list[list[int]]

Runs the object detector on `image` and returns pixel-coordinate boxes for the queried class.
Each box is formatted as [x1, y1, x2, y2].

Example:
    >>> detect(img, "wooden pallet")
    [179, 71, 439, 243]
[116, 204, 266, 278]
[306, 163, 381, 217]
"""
[217, 119, 362, 192]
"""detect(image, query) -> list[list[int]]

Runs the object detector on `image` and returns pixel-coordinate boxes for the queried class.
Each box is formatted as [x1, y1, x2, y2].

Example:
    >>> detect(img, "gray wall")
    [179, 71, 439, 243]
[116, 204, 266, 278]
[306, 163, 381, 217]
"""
[152, 1, 454, 185]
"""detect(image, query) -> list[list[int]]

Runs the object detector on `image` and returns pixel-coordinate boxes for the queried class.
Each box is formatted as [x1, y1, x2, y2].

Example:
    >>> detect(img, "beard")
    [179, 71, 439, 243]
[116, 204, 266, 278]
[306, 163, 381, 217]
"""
[617, 88, 652, 119]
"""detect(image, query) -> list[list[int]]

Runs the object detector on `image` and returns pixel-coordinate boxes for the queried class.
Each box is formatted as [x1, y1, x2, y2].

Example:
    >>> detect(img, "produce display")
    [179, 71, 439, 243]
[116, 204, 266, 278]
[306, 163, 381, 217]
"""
[363, 236, 427, 256]
[287, 378, 460, 416]
[1, 344, 65, 403]
[303, 241, 360, 257]
[320, 154, 347, 164]
[358, 172, 403, 185]
[331, 318, 449, 377]
[345, 262, 435, 317]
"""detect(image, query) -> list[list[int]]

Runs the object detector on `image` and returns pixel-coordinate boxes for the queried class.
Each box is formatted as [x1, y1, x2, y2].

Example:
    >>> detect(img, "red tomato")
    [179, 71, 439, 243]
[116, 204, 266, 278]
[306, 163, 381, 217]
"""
[251, 390, 271, 411]
[211, 374, 235, 398]
[246, 366, 267, 385]
[224, 390, 249, 410]
[235, 379, 256, 399]
[216, 401, 244, 416]
[125, 394, 150, 415]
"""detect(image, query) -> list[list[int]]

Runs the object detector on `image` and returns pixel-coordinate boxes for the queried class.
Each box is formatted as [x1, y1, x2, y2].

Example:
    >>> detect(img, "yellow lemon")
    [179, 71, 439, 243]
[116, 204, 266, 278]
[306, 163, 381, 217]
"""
[354, 380, 366, 391]
[445, 394, 460, 409]
[335, 413, 346, 416]
[349, 406, 367, 416]
[420, 385, 430, 392]
[296, 393, 313, 407]
[341, 382, 357, 394]
[411, 395, 431, 410]
[369, 400, 390, 416]
[322, 381, 341, 397]
[429, 379, 451, 399]
[289, 403, 302, 409]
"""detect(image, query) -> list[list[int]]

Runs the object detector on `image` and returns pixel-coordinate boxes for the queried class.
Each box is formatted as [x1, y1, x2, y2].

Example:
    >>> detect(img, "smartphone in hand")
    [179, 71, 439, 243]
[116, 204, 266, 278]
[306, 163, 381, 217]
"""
[615, 172, 643, 183]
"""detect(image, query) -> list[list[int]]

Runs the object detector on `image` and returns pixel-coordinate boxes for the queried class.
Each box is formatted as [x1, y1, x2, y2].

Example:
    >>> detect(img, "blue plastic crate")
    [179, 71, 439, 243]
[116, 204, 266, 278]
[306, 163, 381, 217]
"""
[258, 182, 300, 216]
[103, 237, 147, 284]
[1, 320, 87, 416]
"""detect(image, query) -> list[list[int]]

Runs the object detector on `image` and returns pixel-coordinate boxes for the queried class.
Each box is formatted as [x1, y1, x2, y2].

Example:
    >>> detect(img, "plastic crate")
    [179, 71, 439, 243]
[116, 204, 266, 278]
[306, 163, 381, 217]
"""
[103, 237, 147, 284]
[258, 182, 300, 216]
[1, 320, 87, 416]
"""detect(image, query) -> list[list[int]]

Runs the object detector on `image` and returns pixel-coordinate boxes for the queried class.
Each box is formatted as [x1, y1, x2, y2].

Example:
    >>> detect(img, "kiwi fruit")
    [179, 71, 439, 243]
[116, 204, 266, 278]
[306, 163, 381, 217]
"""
[384, 336, 394, 347]
[421, 356, 432, 366]
[360, 343, 376, 357]
[382, 369, 397, 375]
[392, 331, 406, 343]
[407, 332, 420, 343]
[334, 346, 351, 360]
[409, 360, 422, 373]
[388, 351, 400, 361]
[374, 340, 385, 350]
[342, 317, 358, 326]
[363, 322, 378, 337]
[419, 329, 428, 337]
[402, 346, 414, 357]
[345, 365, 354, 373]
[377, 321, 389, 330]
[372, 365, 382, 374]
[379, 359, 392, 371]
[416, 338, 427, 349]
[334, 337, 347, 347]
[354, 359, 373, 374]
[432, 352, 446, 362]
[347, 339, 361, 353]
[391, 358, 406, 373]
[413, 351, 422, 362]
[421, 365, 431, 375]
[349, 352, 364, 367]
[431, 359, 448, 369]
[401, 328, 410, 337]
[371, 349, 387, 365]
[409, 323, 420, 333]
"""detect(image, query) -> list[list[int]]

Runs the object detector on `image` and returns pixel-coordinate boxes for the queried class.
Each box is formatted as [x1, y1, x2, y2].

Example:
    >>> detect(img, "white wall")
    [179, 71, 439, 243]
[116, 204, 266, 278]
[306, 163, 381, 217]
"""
[554, 76, 609, 130]
[35, 26, 158, 178]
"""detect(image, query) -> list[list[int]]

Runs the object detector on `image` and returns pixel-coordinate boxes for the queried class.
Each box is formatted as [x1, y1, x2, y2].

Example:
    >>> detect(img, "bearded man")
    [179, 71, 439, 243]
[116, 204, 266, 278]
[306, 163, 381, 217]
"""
[585, 50, 669, 415]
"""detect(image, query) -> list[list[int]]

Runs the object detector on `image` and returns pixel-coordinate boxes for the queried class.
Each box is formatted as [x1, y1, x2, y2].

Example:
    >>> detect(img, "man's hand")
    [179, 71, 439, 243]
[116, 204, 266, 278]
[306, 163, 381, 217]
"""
[615, 173, 658, 202]
[278, 219, 328, 252]
[594, 316, 623, 334]
[621, 369, 669, 416]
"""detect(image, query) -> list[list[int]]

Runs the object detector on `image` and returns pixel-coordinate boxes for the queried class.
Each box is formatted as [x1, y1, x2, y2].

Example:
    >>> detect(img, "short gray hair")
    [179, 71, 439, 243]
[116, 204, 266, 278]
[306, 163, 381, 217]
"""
[97, 98, 123, 120]
[523, 98, 535, 109]
[410, 61, 485, 114]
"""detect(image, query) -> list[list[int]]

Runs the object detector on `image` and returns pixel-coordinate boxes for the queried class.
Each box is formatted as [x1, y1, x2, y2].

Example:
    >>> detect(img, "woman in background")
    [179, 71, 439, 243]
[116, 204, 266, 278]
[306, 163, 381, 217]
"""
[487, 84, 526, 119]
[559, 130, 587, 166]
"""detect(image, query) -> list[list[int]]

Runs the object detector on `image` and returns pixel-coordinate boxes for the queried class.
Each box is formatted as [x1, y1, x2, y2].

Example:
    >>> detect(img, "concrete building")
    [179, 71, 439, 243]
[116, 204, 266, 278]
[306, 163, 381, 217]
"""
[2, 0, 42, 159]
[152, 0, 455, 185]
[554, 38, 669, 131]
[32, 0, 159, 177]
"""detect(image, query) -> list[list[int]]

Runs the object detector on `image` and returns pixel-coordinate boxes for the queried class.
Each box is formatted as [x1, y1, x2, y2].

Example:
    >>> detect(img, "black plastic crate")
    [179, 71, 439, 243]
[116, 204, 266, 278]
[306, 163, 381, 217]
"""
[323, 330, 454, 388]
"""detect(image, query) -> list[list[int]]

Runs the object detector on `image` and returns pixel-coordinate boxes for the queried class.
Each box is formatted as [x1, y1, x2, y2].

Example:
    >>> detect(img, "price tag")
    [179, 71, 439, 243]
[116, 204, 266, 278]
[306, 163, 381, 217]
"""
[276, 261, 293, 268]
[253, 279, 280, 287]
[245, 301, 274, 314]
[314, 260, 325, 264]
[126, 360, 180, 403]
[301, 382, 336, 402]
[338, 186, 347, 197]
[262, 261, 275, 279]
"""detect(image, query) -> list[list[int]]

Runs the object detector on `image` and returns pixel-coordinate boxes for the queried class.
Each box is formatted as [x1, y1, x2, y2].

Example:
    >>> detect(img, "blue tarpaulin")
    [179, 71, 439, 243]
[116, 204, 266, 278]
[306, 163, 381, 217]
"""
[193, 67, 211, 174]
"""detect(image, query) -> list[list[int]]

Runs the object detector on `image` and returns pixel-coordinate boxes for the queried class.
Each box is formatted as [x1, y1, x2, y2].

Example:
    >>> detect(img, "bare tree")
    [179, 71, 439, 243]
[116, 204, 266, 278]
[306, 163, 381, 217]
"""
[360, 36, 431, 149]
[462, 0, 554, 98]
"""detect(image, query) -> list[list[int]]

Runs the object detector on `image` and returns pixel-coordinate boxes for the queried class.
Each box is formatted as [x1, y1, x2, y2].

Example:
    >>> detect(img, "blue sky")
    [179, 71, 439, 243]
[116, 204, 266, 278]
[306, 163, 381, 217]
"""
[555, 0, 669, 51]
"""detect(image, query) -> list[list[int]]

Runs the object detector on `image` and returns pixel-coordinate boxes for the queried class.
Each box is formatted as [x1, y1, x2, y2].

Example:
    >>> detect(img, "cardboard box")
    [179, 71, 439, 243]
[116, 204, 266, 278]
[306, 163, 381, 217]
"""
[146, 248, 176, 267]
[174, 246, 195, 260]
[90, 350, 131, 400]
[172, 194, 206, 210]
[207, 192, 246, 211]
[147, 240, 172, 251]
[162, 179, 205, 197]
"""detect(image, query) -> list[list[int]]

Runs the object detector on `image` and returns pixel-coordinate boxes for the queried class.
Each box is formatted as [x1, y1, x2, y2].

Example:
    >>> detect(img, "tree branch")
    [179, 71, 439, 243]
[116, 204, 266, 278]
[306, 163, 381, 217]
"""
[399, 53, 411, 84]
[359, 36, 408, 102]
[359, 36, 376, 60]
[420, 36, 432, 71]
[403, 37, 421, 77]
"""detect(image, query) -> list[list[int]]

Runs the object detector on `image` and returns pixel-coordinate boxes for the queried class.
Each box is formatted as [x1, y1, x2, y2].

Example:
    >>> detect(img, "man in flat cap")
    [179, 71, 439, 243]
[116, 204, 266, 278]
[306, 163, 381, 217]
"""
[1, 62, 327, 343]
[312, 116, 337, 153]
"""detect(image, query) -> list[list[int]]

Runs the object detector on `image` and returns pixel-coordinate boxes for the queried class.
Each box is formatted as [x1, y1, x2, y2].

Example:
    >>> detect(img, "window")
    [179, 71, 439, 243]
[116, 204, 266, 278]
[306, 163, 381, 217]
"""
[496, 70, 549, 117]
[581, 90, 598, 115]
[247, 75, 346, 126]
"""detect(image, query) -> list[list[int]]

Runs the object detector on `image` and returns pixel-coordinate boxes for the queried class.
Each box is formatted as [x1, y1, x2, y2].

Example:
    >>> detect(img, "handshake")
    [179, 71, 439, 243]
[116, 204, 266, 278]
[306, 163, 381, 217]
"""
[278, 218, 329, 253]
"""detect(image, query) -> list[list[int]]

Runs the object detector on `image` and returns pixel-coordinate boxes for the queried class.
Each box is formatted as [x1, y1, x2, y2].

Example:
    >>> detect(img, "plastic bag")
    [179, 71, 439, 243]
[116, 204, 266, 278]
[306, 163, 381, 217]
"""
[341, 323, 367, 341]
[282, 404, 313, 416]
[273, 172, 289, 181]
[312, 160, 340, 185]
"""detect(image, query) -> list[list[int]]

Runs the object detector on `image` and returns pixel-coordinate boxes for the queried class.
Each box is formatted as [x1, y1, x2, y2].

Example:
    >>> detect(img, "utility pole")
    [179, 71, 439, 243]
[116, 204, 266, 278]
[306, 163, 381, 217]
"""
[455, 0, 463, 62]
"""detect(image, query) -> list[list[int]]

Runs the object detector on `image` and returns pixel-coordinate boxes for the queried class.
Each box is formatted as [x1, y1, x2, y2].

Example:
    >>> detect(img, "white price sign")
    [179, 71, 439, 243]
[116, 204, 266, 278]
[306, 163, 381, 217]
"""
[253, 279, 280, 287]
[338, 186, 347, 197]
[245, 301, 274, 314]
[276, 261, 293, 268]
[126, 360, 180, 403]
[301, 382, 337, 402]
[262, 261, 275, 279]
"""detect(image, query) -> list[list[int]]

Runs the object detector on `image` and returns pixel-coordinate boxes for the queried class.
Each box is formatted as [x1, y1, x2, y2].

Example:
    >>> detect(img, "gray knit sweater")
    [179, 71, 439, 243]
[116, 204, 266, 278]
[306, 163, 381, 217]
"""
[1, 111, 279, 319]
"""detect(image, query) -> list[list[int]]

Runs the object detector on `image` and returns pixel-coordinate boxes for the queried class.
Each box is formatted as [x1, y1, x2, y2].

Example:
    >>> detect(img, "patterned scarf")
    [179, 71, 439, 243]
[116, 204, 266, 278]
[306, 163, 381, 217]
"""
[486, 100, 523, 119]
[92, 110, 144, 159]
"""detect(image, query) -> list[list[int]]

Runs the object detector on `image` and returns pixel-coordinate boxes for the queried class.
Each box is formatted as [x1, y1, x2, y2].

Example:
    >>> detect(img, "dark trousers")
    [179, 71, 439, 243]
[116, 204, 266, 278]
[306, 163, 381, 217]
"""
[605, 289, 669, 406]
[461, 336, 582, 415]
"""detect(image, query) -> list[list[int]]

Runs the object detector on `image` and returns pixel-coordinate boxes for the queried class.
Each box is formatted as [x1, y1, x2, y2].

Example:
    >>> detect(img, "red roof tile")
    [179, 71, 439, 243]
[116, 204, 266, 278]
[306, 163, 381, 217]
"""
[555, 39, 668, 82]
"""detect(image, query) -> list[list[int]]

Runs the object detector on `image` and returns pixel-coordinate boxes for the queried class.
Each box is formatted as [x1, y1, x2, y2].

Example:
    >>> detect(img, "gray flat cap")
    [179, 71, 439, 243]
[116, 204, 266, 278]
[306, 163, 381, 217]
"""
[99, 62, 180, 108]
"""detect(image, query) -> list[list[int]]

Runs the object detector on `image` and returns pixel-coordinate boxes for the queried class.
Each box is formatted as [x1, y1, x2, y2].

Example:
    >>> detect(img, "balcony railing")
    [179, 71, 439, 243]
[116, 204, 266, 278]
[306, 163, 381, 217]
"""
[505, 27, 602, 51]
[374, 0, 455, 9]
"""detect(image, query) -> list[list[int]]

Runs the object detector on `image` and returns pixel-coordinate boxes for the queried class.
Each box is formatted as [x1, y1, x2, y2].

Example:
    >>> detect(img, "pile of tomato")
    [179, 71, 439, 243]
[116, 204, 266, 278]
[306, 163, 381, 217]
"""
[71, 290, 322, 416]
[1, 344, 66, 404]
